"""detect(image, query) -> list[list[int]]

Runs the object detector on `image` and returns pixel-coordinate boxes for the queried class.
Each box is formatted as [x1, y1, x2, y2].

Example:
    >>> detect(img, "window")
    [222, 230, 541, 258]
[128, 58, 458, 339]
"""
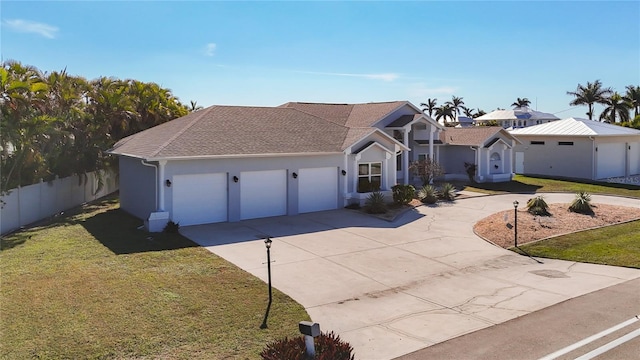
[358, 162, 382, 193]
[418, 154, 427, 161]
[530, 141, 545, 145]
[558, 141, 574, 146]
[490, 152, 501, 161]
[414, 123, 427, 130]
[396, 153, 402, 171]
[393, 130, 403, 142]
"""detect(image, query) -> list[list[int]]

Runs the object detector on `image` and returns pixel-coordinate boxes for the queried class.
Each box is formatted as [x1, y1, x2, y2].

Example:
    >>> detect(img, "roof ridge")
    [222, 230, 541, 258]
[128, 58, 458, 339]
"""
[149, 106, 215, 157]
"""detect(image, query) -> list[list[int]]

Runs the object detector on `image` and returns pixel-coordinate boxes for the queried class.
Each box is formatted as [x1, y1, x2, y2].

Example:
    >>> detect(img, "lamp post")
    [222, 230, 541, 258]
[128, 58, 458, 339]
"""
[513, 200, 519, 247]
[264, 237, 273, 304]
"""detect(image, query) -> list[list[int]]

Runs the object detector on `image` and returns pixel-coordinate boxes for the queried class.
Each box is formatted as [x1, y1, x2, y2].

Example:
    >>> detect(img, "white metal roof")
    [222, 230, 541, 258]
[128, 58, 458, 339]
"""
[476, 107, 559, 121]
[509, 117, 640, 136]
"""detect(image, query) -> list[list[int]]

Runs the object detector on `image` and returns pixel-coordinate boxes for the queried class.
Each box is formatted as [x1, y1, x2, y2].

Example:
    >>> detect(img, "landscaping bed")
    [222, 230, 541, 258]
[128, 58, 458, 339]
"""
[474, 203, 640, 248]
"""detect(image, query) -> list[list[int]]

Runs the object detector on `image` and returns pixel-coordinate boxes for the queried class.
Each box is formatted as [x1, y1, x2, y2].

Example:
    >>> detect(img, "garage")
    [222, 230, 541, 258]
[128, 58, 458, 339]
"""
[597, 142, 626, 179]
[630, 142, 640, 175]
[172, 173, 228, 225]
[298, 167, 338, 213]
[240, 170, 287, 220]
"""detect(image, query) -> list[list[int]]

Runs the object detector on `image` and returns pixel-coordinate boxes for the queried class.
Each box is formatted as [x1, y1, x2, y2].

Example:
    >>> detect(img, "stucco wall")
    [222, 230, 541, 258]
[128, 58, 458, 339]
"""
[513, 136, 594, 179]
[439, 146, 475, 174]
[119, 156, 157, 220]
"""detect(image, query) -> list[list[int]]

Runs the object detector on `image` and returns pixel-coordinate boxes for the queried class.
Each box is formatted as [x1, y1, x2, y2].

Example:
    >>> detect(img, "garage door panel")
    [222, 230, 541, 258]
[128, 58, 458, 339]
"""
[299, 167, 338, 213]
[597, 143, 626, 179]
[173, 173, 227, 226]
[240, 170, 287, 220]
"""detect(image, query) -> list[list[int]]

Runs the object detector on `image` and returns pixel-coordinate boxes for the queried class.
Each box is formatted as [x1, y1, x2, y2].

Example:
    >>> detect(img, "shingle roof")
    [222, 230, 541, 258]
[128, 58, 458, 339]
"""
[510, 117, 640, 136]
[440, 127, 505, 146]
[109, 106, 353, 159]
[386, 114, 417, 128]
[476, 107, 559, 121]
[280, 101, 407, 128]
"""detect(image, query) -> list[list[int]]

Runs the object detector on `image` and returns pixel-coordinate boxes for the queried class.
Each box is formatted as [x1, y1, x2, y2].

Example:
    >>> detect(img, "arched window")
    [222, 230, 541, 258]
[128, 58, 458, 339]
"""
[490, 152, 501, 161]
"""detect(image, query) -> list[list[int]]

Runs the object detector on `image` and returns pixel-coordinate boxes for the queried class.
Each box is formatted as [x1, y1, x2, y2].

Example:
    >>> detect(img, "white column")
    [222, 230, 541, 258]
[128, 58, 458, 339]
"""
[476, 148, 481, 181]
[403, 130, 409, 184]
[429, 126, 435, 160]
[158, 160, 167, 211]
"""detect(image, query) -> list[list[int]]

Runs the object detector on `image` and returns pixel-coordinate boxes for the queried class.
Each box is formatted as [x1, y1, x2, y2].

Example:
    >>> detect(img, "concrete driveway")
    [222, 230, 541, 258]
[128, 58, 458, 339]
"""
[180, 193, 640, 360]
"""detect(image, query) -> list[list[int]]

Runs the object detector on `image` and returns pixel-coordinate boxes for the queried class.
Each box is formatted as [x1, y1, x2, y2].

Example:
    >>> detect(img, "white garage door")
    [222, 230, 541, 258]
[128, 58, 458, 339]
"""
[298, 167, 338, 213]
[597, 142, 626, 179]
[240, 170, 287, 220]
[172, 173, 227, 226]
[630, 142, 640, 175]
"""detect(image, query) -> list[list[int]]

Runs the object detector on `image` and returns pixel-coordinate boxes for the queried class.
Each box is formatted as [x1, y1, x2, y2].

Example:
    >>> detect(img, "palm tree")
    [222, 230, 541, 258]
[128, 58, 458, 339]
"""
[445, 96, 465, 115]
[434, 104, 455, 125]
[624, 85, 640, 118]
[462, 106, 474, 117]
[420, 98, 437, 117]
[511, 98, 531, 108]
[189, 100, 203, 112]
[473, 109, 487, 118]
[567, 80, 613, 120]
[599, 92, 631, 123]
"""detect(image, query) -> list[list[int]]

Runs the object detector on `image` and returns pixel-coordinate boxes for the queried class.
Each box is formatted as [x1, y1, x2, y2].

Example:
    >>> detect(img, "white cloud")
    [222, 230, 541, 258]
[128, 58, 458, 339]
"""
[204, 43, 216, 56]
[2, 19, 59, 39]
[296, 70, 399, 82]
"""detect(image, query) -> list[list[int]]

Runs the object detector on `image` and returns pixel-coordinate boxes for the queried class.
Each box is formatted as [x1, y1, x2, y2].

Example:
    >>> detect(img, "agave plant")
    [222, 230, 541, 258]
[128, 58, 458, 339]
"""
[527, 196, 551, 216]
[438, 183, 456, 201]
[569, 191, 593, 214]
[365, 191, 387, 214]
[417, 185, 438, 204]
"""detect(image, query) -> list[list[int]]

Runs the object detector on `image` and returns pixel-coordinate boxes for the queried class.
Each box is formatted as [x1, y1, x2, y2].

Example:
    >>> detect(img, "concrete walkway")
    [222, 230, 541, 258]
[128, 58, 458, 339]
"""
[180, 193, 640, 360]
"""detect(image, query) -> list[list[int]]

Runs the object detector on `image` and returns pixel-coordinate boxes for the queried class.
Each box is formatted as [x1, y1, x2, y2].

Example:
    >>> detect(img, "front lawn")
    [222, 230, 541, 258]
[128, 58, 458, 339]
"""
[515, 220, 640, 268]
[463, 175, 640, 198]
[0, 196, 309, 359]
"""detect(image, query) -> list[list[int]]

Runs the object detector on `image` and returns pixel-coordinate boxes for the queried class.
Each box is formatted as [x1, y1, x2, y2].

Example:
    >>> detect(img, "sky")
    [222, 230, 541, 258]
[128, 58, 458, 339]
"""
[1, 1, 639, 119]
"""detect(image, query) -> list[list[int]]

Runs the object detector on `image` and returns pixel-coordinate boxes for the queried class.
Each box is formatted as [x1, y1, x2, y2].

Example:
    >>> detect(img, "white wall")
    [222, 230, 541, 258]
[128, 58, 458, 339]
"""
[1, 170, 118, 235]
[119, 156, 156, 220]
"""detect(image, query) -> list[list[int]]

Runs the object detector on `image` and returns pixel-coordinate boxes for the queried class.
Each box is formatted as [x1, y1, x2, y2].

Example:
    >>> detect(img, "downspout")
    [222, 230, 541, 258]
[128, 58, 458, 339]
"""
[589, 136, 595, 180]
[140, 159, 158, 211]
[343, 153, 349, 203]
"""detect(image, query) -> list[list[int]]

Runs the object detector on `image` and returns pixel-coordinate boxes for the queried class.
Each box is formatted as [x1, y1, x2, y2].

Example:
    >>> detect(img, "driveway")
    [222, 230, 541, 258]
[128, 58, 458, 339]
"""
[180, 193, 640, 360]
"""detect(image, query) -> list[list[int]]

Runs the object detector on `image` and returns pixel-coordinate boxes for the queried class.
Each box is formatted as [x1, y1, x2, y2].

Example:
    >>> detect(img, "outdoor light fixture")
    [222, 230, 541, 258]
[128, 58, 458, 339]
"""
[233, 176, 239, 183]
[513, 200, 519, 247]
[165, 179, 172, 187]
[341, 170, 347, 176]
[292, 172, 298, 179]
[260, 236, 273, 329]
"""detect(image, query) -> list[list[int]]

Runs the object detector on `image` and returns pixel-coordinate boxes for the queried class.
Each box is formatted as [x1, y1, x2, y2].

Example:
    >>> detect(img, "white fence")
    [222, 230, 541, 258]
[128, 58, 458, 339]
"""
[1, 170, 118, 235]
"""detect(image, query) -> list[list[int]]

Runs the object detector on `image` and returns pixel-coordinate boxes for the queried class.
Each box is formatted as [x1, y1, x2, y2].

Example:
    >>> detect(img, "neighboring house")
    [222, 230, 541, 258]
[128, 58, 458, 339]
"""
[476, 107, 560, 129]
[109, 101, 517, 231]
[510, 117, 640, 180]
[455, 116, 475, 128]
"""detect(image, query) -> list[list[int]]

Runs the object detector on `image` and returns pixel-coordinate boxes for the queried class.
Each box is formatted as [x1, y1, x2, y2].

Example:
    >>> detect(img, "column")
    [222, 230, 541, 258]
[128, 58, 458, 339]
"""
[403, 130, 409, 184]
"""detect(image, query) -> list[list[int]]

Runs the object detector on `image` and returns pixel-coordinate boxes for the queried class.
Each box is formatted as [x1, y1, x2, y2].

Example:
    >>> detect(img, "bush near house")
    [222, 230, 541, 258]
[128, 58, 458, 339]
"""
[391, 184, 415, 205]
[417, 185, 438, 204]
[365, 191, 387, 214]
[260, 332, 355, 360]
[568, 191, 594, 214]
[409, 159, 444, 186]
[438, 183, 456, 201]
[527, 195, 551, 216]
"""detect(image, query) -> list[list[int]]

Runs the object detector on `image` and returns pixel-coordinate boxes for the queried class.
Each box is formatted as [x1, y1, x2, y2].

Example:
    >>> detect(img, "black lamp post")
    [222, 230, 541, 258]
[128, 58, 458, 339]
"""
[513, 200, 519, 247]
[264, 237, 273, 304]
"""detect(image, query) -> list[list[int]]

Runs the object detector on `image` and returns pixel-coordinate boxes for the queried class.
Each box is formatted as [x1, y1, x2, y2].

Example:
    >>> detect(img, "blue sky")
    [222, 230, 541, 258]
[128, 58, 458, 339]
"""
[2, 1, 639, 119]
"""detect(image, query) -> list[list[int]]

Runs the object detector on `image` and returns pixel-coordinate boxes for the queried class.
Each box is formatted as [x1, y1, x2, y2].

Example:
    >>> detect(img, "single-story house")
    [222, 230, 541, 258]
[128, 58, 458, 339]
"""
[510, 117, 640, 180]
[109, 101, 518, 231]
[476, 107, 560, 129]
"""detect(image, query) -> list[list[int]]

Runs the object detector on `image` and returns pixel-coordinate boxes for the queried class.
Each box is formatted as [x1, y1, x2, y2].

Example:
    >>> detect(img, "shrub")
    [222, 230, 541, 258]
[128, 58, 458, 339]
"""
[569, 191, 593, 214]
[365, 191, 387, 214]
[163, 220, 180, 233]
[409, 159, 444, 185]
[438, 183, 456, 201]
[417, 185, 438, 204]
[260, 331, 355, 360]
[464, 162, 477, 183]
[391, 184, 415, 205]
[527, 196, 551, 216]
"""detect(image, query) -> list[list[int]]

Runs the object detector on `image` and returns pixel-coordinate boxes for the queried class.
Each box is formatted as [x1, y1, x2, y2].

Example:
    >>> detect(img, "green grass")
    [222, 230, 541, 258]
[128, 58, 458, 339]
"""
[0, 196, 309, 359]
[515, 220, 640, 268]
[462, 174, 640, 198]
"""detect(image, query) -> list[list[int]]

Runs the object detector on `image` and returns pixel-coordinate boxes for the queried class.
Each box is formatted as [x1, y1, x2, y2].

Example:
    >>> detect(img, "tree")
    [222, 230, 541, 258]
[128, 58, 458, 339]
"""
[434, 104, 455, 125]
[624, 85, 640, 118]
[461, 106, 474, 117]
[409, 158, 444, 185]
[445, 96, 465, 115]
[599, 92, 630, 123]
[511, 97, 531, 108]
[473, 109, 487, 118]
[189, 100, 204, 112]
[567, 80, 613, 120]
[420, 98, 437, 117]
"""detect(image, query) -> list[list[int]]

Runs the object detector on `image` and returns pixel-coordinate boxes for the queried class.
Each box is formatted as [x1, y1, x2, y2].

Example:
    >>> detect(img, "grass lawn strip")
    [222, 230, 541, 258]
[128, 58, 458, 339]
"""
[463, 174, 640, 199]
[516, 220, 640, 269]
[0, 196, 309, 359]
